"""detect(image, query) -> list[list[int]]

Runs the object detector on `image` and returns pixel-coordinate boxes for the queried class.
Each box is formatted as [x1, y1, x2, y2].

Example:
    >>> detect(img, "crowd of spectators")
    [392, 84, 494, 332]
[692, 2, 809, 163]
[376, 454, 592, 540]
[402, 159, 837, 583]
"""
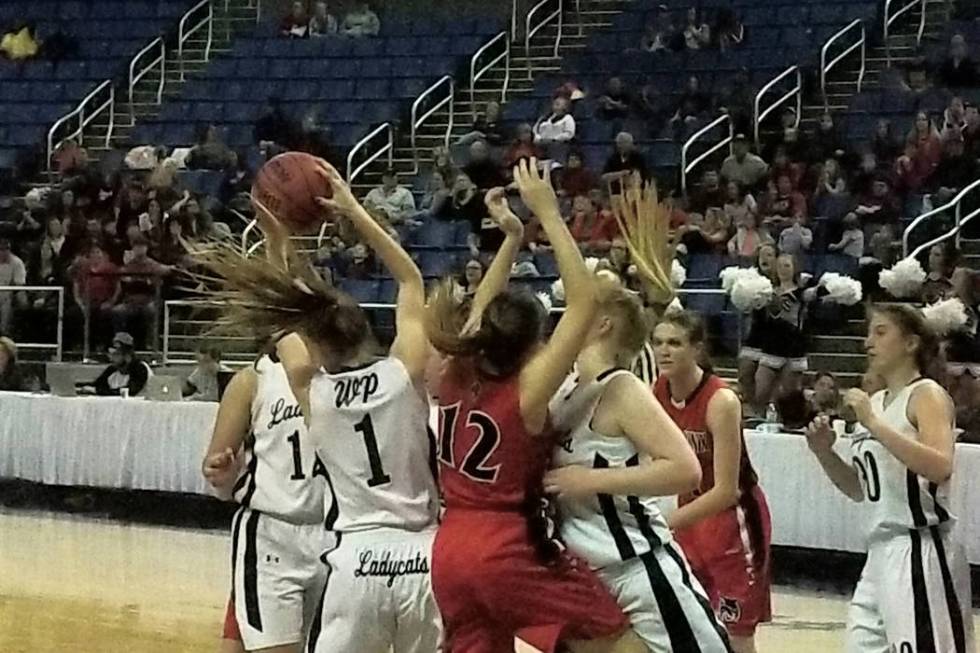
[279, 1, 380, 39]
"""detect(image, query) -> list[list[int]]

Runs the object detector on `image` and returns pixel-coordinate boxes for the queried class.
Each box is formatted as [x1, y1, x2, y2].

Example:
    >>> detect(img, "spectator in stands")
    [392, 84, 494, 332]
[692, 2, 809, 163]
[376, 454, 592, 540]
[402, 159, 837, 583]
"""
[601, 132, 648, 191]
[0, 239, 26, 337]
[942, 96, 967, 139]
[809, 112, 845, 165]
[137, 198, 164, 243]
[639, 5, 674, 53]
[722, 179, 757, 225]
[504, 123, 543, 168]
[110, 236, 170, 350]
[949, 369, 980, 443]
[460, 258, 485, 297]
[814, 158, 847, 198]
[364, 169, 417, 225]
[280, 1, 309, 38]
[688, 169, 726, 215]
[871, 118, 902, 164]
[682, 7, 711, 50]
[596, 77, 632, 122]
[937, 34, 978, 88]
[156, 218, 189, 267]
[859, 225, 897, 300]
[70, 242, 119, 351]
[768, 107, 808, 164]
[721, 134, 769, 190]
[761, 174, 806, 233]
[828, 213, 865, 260]
[101, 217, 124, 264]
[462, 141, 505, 191]
[921, 243, 957, 304]
[558, 151, 596, 198]
[718, 68, 754, 135]
[768, 146, 804, 191]
[928, 132, 979, 203]
[183, 346, 229, 402]
[431, 146, 457, 182]
[456, 101, 506, 146]
[947, 266, 980, 364]
[679, 206, 732, 254]
[255, 96, 297, 151]
[963, 102, 980, 157]
[35, 216, 70, 286]
[906, 111, 943, 179]
[339, 242, 376, 280]
[341, 2, 381, 37]
[713, 7, 744, 51]
[416, 169, 451, 220]
[851, 151, 882, 197]
[855, 176, 901, 226]
[568, 194, 618, 253]
[533, 97, 576, 146]
[670, 74, 711, 134]
[83, 332, 151, 397]
[806, 371, 841, 420]
[309, 1, 338, 37]
[441, 173, 488, 254]
[777, 215, 813, 256]
[186, 124, 235, 171]
[727, 209, 772, 258]
[0, 22, 39, 60]
[0, 336, 25, 391]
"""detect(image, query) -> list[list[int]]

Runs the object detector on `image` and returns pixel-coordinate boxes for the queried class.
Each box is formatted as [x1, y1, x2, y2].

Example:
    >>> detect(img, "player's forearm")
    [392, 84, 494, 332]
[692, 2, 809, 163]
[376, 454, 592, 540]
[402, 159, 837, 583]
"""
[866, 417, 953, 484]
[666, 485, 738, 531]
[589, 459, 700, 499]
[471, 230, 522, 318]
[539, 207, 594, 309]
[811, 447, 864, 501]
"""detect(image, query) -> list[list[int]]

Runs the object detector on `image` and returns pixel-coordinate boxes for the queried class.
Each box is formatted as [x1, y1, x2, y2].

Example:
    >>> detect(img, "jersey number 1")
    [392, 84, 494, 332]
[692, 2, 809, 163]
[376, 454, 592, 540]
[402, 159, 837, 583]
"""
[355, 414, 391, 487]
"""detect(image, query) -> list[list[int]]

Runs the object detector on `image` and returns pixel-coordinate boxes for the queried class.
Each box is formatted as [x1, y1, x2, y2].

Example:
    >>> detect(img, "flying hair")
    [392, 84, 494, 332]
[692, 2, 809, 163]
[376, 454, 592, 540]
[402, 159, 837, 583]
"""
[609, 174, 677, 311]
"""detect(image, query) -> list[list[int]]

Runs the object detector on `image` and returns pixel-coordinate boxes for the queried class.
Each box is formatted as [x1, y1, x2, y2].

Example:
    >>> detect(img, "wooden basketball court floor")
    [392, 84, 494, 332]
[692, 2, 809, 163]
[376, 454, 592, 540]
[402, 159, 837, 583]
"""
[1, 509, 977, 652]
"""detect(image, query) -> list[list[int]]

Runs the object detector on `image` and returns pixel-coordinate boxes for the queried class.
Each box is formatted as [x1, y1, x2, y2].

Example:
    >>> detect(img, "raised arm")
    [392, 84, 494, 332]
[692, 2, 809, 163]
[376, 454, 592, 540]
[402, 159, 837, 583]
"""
[516, 159, 597, 434]
[462, 187, 525, 333]
[277, 332, 316, 426]
[805, 413, 864, 501]
[315, 161, 428, 381]
[202, 367, 257, 500]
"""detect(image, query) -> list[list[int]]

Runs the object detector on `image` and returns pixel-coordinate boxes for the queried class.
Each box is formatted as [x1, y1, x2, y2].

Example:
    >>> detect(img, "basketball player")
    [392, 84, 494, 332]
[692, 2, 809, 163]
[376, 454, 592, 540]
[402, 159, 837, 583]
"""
[546, 279, 733, 653]
[201, 348, 333, 653]
[427, 160, 647, 653]
[806, 305, 975, 652]
[652, 311, 772, 653]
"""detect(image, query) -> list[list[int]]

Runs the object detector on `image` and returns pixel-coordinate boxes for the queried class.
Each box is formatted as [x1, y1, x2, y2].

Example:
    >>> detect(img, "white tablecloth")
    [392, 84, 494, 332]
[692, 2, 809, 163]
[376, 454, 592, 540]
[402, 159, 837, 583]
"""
[745, 430, 980, 564]
[0, 391, 217, 495]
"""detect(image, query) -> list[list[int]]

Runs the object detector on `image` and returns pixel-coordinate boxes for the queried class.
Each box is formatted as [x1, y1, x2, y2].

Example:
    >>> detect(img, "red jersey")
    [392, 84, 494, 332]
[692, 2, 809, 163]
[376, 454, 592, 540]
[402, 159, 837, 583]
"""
[436, 357, 553, 512]
[654, 373, 757, 506]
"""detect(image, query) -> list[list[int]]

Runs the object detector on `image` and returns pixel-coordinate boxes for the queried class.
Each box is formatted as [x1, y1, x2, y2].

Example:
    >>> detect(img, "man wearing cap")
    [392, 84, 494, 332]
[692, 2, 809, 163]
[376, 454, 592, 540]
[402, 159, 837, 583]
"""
[84, 332, 152, 397]
[0, 239, 27, 336]
[721, 134, 769, 191]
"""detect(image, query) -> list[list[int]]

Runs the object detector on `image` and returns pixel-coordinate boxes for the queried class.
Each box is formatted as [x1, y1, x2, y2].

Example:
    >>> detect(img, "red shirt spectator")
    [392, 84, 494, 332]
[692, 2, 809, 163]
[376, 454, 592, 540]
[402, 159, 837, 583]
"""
[559, 152, 596, 197]
[73, 245, 119, 307]
[906, 112, 943, 183]
[504, 123, 543, 169]
[568, 196, 619, 251]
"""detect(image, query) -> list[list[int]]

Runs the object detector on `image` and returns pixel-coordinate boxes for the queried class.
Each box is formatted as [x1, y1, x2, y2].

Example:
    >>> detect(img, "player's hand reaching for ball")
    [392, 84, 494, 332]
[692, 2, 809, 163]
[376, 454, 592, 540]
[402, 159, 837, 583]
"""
[805, 415, 836, 453]
[202, 447, 241, 493]
[513, 158, 560, 223]
[543, 465, 598, 500]
[484, 187, 524, 238]
[843, 388, 874, 428]
[313, 160, 362, 218]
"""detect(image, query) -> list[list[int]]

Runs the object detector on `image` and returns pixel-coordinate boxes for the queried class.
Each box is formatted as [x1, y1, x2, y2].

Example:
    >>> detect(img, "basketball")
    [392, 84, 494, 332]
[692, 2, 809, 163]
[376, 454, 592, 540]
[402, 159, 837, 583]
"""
[251, 151, 332, 231]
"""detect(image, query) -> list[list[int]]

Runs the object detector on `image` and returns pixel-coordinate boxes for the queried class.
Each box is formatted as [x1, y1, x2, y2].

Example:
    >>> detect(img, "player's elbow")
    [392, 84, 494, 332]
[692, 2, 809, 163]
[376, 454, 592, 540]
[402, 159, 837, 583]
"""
[925, 456, 954, 485]
[677, 457, 702, 495]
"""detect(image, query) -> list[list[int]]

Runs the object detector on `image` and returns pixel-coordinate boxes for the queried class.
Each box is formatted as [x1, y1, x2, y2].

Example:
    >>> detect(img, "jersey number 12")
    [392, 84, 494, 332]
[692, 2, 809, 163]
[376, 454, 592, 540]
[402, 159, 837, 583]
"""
[438, 403, 501, 483]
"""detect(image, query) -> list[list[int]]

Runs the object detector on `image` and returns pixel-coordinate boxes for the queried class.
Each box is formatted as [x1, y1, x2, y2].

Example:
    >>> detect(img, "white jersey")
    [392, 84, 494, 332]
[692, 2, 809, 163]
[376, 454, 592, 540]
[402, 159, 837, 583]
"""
[550, 368, 673, 569]
[849, 378, 956, 543]
[308, 356, 439, 533]
[233, 355, 327, 525]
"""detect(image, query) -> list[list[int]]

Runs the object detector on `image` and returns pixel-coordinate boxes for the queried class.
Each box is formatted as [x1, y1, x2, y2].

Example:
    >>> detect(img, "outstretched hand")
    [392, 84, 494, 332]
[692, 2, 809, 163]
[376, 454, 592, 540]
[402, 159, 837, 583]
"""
[313, 159, 363, 218]
[484, 187, 524, 238]
[513, 158, 559, 221]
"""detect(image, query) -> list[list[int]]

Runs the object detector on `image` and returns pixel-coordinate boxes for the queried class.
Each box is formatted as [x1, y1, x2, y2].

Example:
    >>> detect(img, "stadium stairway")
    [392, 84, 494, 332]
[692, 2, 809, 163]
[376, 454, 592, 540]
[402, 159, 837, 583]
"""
[348, 0, 633, 196]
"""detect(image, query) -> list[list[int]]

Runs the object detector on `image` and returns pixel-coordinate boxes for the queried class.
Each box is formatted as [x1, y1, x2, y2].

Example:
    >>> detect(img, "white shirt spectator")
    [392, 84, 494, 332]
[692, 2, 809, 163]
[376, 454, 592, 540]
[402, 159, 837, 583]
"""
[777, 222, 813, 255]
[721, 151, 769, 188]
[0, 252, 26, 287]
[830, 228, 865, 259]
[341, 6, 380, 37]
[365, 185, 416, 223]
[534, 113, 576, 144]
[0, 248, 27, 335]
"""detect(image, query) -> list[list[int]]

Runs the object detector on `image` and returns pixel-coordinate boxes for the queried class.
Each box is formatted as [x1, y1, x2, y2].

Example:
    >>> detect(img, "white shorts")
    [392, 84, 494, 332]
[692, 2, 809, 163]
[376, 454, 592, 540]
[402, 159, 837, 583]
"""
[230, 507, 335, 651]
[846, 526, 975, 653]
[597, 542, 732, 653]
[308, 526, 442, 653]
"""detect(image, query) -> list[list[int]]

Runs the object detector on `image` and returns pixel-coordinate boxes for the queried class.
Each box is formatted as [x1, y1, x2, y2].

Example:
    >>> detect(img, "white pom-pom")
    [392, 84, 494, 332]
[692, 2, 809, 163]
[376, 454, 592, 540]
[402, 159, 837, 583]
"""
[536, 291, 554, 314]
[879, 257, 926, 298]
[551, 278, 565, 303]
[921, 297, 969, 335]
[799, 272, 814, 287]
[820, 272, 863, 306]
[730, 274, 773, 312]
[671, 259, 687, 288]
[719, 265, 758, 293]
[665, 297, 684, 314]
[584, 257, 600, 273]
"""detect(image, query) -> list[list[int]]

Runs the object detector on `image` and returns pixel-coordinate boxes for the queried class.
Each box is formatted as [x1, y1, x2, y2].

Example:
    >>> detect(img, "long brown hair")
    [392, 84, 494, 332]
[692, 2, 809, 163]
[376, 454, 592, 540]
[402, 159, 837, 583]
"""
[871, 304, 943, 381]
[190, 240, 371, 362]
[426, 280, 545, 379]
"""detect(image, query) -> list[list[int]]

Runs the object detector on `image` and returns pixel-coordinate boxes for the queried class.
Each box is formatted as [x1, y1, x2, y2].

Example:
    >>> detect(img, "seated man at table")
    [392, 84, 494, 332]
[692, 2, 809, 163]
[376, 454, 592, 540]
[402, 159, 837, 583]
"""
[82, 332, 152, 397]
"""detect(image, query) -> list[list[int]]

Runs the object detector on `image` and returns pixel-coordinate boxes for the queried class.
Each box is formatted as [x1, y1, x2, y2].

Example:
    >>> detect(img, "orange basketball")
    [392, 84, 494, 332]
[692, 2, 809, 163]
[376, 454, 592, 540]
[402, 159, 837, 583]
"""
[251, 151, 332, 231]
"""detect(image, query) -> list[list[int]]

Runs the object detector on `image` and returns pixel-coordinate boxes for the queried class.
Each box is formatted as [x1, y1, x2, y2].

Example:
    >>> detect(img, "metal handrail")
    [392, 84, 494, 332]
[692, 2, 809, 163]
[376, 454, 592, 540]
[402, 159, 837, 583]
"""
[128, 37, 166, 126]
[178, 0, 214, 82]
[346, 122, 394, 184]
[411, 76, 455, 174]
[820, 19, 865, 109]
[903, 178, 980, 257]
[884, 0, 926, 63]
[47, 80, 115, 173]
[681, 114, 733, 195]
[0, 286, 64, 361]
[525, 0, 563, 76]
[753, 66, 801, 149]
[470, 31, 511, 120]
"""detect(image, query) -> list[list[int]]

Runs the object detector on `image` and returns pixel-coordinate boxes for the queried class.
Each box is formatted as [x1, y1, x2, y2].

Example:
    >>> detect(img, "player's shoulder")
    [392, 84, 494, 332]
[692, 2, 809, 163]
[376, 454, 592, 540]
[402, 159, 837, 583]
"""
[706, 383, 740, 415]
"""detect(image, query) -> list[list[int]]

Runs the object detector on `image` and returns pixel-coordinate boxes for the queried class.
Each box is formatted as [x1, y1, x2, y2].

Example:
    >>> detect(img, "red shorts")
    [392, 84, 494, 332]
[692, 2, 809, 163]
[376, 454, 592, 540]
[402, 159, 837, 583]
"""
[222, 596, 241, 641]
[432, 510, 628, 653]
[673, 484, 772, 637]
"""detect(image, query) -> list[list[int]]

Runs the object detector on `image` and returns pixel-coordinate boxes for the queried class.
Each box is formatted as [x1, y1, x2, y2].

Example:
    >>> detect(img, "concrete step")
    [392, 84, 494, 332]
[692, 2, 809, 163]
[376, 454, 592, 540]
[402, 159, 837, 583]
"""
[959, 238, 980, 255]
[807, 352, 868, 374]
[810, 335, 867, 355]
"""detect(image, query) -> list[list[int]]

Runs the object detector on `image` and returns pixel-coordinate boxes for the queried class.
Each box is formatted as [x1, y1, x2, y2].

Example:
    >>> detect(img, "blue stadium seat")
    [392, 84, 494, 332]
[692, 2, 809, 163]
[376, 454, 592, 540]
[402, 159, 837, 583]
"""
[339, 279, 381, 303]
